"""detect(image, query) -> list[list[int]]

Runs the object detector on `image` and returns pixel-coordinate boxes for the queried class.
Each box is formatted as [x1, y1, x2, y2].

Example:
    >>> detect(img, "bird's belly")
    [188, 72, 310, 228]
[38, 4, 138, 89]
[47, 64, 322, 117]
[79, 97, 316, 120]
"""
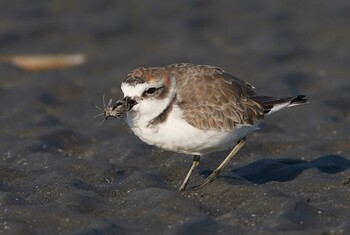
[126, 112, 258, 155]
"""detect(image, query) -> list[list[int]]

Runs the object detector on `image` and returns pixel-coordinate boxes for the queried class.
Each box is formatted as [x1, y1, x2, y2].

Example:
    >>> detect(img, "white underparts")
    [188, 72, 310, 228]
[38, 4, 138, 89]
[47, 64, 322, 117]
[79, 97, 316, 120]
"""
[126, 103, 258, 155]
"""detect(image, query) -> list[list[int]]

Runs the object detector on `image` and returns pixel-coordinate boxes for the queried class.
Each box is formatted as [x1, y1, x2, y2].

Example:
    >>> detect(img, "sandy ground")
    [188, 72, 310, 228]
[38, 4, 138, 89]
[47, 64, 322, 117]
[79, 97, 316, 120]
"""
[0, 0, 349, 234]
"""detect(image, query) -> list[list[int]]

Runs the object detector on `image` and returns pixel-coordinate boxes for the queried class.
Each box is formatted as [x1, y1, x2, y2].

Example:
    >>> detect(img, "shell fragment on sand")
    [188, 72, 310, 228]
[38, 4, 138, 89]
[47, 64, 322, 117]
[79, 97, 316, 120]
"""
[0, 53, 86, 71]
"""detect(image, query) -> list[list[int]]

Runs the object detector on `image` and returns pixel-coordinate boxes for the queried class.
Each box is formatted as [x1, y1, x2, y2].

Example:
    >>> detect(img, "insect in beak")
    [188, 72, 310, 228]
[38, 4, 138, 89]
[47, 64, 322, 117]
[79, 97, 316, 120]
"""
[89, 94, 132, 126]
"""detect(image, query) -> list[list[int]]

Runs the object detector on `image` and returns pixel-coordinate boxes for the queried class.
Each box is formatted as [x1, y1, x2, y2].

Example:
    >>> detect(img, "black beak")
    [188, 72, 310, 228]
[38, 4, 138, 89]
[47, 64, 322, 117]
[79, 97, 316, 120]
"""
[123, 96, 137, 111]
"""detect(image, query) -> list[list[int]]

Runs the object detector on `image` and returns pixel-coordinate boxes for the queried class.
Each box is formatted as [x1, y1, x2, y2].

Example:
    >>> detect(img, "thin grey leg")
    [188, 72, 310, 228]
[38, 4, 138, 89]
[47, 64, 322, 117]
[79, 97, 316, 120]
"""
[194, 137, 246, 190]
[179, 155, 201, 192]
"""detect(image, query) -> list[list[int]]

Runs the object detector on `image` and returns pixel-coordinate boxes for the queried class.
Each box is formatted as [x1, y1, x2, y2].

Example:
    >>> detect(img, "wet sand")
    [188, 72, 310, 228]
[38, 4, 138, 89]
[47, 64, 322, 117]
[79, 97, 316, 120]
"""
[0, 1, 349, 234]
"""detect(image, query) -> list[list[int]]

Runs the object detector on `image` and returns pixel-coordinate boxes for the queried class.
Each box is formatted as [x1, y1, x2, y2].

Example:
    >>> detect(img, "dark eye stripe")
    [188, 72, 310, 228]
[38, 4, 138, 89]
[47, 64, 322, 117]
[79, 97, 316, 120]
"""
[144, 86, 164, 95]
[146, 87, 157, 94]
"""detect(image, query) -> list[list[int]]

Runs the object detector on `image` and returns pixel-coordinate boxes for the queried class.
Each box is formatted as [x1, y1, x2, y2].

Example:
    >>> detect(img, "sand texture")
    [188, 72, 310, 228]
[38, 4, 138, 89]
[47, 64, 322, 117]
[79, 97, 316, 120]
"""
[0, 1, 349, 234]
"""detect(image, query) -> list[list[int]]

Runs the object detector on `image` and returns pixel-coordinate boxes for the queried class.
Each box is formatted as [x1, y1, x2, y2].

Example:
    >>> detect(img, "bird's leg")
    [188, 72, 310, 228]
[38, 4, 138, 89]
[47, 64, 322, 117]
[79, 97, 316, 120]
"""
[179, 155, 201, 192]
[194, 137, 246, 190]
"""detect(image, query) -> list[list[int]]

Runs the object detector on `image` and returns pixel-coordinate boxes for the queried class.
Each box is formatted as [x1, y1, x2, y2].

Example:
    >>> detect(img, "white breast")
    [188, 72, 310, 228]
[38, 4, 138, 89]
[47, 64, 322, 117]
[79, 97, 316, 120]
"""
[126, 105, 258, 155]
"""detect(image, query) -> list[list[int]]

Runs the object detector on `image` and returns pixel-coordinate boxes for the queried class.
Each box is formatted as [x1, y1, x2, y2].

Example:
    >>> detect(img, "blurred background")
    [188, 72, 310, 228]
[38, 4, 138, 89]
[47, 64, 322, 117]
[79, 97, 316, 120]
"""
[0, 0, 349, 234]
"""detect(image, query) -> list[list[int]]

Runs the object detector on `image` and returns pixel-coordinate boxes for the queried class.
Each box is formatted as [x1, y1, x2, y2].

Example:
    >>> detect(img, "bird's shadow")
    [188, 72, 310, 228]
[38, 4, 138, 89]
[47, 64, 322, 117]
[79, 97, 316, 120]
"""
[199, 154, 350, 184]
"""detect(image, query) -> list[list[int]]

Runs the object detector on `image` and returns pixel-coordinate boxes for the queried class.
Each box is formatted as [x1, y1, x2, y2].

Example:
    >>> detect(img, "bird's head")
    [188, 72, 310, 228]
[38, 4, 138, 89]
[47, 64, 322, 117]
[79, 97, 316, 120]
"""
[121, 66, 176, 119]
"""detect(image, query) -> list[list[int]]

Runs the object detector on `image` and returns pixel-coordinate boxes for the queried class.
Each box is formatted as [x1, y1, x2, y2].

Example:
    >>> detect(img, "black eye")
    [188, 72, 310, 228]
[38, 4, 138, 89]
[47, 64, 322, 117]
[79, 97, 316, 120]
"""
[145, 87, 157, 95]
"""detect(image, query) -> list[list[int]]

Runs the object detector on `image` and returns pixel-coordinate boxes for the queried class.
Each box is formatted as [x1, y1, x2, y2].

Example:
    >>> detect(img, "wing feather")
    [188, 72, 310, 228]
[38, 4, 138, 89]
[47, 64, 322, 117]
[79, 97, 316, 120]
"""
[172, 65, 264, 130]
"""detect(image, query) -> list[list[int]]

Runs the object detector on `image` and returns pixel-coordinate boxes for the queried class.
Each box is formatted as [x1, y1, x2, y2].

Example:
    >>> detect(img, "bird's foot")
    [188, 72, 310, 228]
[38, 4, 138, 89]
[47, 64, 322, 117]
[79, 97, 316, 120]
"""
[191, 170, 220, 191]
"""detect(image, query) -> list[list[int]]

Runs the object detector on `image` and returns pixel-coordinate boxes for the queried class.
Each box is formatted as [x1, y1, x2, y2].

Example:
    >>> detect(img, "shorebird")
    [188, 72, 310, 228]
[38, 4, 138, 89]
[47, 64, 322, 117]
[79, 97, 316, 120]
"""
[91, 63, 308, 191]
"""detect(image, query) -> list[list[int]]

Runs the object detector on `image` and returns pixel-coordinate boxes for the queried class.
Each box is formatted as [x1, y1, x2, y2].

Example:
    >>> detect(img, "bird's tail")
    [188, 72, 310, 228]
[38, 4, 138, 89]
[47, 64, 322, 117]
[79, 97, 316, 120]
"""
[252, 95, 308, 115]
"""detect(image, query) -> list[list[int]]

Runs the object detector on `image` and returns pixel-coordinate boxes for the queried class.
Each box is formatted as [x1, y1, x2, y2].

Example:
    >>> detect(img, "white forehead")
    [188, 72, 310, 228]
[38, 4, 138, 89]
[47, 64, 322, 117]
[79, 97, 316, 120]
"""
[121, 82, 149, 98]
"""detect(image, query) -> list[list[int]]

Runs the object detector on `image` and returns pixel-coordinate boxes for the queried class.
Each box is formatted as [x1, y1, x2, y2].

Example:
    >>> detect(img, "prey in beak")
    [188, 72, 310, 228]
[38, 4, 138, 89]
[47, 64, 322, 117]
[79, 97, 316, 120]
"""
[89, 95, 137, 126]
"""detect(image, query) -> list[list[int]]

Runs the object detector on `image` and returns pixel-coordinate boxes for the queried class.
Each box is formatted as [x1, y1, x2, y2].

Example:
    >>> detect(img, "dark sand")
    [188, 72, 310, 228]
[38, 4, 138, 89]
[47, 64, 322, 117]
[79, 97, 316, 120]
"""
[0, 1, 349, 234]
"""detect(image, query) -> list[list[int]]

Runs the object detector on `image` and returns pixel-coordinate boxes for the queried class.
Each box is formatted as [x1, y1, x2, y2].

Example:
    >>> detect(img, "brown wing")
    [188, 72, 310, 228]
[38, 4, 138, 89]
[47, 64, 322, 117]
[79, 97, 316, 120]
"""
[172, 65, 264, 130]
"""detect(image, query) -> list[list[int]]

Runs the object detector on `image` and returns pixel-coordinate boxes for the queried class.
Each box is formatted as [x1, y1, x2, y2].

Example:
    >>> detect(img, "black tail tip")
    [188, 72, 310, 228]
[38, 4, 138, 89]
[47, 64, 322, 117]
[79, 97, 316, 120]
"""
[291, 95, 308, 104]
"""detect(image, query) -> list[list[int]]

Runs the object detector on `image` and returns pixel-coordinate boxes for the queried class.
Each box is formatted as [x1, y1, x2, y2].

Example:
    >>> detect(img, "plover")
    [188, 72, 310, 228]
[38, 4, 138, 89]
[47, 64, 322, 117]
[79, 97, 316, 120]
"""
[92, 63, 308, 191]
